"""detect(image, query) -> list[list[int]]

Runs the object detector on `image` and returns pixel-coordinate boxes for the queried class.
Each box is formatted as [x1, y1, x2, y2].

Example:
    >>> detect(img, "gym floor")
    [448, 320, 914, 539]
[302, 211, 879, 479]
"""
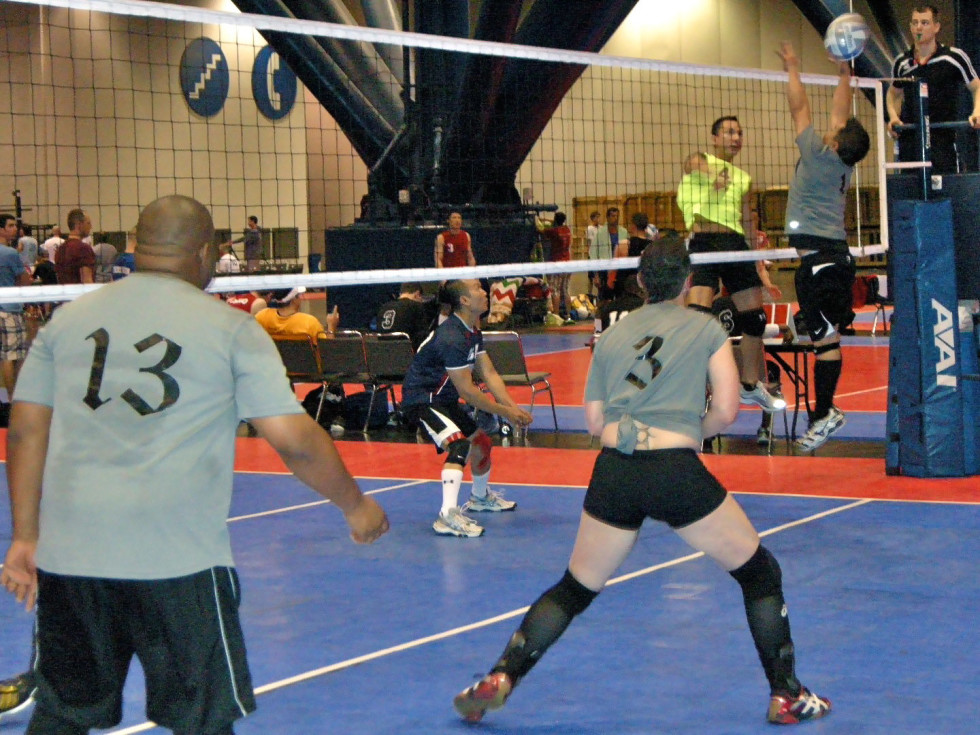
[4, 270, 978, 734]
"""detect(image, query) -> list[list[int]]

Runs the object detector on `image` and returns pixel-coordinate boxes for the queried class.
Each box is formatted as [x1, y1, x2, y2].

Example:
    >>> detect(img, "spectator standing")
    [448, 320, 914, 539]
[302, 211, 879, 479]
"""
[0, 214, 32, 402]
[112, 229, 137, 281]
[92, 236, 118, 284]
[54, 209, 95, 285]
[537, 213, 573, 321]
[229, 215, 262, 272]
[17, 226, 38, 270]
[40, 227, 63, 264]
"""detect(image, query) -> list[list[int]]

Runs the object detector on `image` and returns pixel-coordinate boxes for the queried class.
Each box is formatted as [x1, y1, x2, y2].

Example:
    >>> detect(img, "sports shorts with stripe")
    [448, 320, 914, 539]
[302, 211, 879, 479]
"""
[406, 402, 478, 450]
[32, 566, 255, 733]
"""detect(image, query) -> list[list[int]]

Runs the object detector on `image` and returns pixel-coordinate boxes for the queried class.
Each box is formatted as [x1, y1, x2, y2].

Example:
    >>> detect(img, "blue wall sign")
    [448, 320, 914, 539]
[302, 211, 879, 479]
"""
[252, 46, 297, 120]
[180, 38, 229, 118]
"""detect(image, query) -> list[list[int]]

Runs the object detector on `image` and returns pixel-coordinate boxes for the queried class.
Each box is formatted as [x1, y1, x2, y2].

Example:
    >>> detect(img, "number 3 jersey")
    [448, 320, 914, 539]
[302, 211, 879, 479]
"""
[585, 301, 728, 449]
[14, 273, 304, 579]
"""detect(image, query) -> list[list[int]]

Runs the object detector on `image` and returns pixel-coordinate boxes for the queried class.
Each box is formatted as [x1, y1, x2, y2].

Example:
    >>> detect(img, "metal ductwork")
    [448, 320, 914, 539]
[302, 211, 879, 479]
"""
[231, 0, 395, 168]
[360, 0, 405, 87]
[281, 0, 403, 128]
[441, 0, 524, 203]
[470, 0, 642, 202]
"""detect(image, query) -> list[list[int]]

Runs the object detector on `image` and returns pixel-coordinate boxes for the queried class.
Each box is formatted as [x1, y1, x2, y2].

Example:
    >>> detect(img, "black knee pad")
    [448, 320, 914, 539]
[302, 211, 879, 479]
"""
[737, 307, 767, 338]
[730, 545, 782, 602]
[445, 438, 471, 466]
[550, 569, 599, 617]
[688, 303, 713, 316]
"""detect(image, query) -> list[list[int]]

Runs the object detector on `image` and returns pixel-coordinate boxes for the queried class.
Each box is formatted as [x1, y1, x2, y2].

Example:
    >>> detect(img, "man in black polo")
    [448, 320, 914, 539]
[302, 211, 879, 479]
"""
[887, 4, 980, 173]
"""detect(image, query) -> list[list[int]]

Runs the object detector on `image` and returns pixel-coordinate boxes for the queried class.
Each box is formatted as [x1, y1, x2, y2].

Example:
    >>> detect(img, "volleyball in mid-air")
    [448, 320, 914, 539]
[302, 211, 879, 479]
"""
[824, 13, 870, 61]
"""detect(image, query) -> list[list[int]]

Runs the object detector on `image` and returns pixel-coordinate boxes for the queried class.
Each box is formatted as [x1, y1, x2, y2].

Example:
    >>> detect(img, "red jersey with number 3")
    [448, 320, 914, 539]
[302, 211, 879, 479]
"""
[440, 230, 471, 268]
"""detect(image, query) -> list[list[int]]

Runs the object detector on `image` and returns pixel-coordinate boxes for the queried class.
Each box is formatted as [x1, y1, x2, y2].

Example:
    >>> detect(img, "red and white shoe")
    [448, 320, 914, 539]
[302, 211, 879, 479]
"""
[767, 687, 832, 724]
[453, 672, 513, 723]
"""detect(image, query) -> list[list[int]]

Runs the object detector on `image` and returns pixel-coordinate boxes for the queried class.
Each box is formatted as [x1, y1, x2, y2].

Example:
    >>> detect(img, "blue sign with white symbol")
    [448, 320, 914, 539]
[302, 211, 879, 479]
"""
[180, 38, 228, 118]
[252, 46, 297, 120]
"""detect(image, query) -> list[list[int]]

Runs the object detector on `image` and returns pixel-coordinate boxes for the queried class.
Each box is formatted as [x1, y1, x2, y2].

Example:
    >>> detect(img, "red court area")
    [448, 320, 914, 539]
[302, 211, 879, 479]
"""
[519, 344, 888, 412]
[232, 439, 980, 505]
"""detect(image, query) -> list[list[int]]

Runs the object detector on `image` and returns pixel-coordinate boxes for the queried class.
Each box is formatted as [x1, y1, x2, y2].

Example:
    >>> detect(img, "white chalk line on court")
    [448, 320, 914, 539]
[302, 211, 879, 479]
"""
[106, 498, 872, 734]
[833, 384, 888, 399]
[0, 480, 427, 575]
[227, 479, 427, 522]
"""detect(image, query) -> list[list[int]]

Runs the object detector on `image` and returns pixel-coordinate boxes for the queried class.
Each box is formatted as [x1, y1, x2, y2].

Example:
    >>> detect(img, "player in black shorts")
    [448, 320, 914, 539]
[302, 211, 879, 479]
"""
[401, 279, 532, 538]
[677, 118, 786, 415]
[778, 43, 870, 451]
[453, 237, 831, 726]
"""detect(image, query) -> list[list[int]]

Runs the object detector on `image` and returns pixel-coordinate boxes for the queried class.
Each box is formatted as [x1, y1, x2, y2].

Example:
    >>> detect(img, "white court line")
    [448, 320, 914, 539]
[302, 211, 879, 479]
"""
[0, 480, 428, 574]
[834, 384, 888, 399]
[106, 498, 871, 734]
[228, 479, 427, 522]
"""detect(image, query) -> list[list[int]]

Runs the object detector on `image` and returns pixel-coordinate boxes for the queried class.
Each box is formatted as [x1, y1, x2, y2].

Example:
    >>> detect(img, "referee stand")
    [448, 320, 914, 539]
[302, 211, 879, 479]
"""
[885, 80, 980, 477]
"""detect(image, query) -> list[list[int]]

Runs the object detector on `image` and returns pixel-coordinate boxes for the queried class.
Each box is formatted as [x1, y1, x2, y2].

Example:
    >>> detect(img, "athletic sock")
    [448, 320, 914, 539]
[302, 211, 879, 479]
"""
[441, 467, 464, 516]
[471, 471, 489, 499]
[490, 570, 597, 685]
[813, 357, 842, 420]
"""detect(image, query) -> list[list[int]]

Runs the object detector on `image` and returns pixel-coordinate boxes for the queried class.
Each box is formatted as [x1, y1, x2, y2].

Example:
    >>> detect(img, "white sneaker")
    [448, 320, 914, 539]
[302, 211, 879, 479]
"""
[796, 407, 846, 452]
[433, 507, 484, 537]
[740, 381, 787, 413]
[466, 488, 516, 512]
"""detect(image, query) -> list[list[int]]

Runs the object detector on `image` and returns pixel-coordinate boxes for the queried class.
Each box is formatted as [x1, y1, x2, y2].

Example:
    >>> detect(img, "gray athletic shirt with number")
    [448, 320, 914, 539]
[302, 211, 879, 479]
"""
[585, 301, 728, 451]
[15, 273, 303, 580]
[785, 125, 852, 242]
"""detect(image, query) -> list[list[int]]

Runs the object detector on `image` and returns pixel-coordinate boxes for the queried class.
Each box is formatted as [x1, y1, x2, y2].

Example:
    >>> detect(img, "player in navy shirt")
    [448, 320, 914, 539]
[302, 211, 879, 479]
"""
[402, 280, 532, 537]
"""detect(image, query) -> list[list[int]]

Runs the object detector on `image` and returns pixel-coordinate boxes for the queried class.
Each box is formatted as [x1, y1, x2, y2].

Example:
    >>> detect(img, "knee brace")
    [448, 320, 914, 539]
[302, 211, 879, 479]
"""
[730, 545, 782, 602]
[688, 303, 713, 316]
[445, 438, 471, 467]
[549, 569, 599, 617]
[737, 307, 767, 338]
[470, 429, 492, 474]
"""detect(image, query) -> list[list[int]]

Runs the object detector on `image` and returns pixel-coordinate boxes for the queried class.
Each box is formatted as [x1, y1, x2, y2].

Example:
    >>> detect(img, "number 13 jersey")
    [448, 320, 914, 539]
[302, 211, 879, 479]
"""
[14, 273, 303, 580]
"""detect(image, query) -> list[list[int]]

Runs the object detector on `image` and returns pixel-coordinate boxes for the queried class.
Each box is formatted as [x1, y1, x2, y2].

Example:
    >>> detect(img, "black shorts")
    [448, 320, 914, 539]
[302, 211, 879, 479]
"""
[33, 567, 255, 733]
[406, 402, 477, 450]
[790, 237, 855, 342]
[583, 447, 727, 530]
[688, 232, 762, 295]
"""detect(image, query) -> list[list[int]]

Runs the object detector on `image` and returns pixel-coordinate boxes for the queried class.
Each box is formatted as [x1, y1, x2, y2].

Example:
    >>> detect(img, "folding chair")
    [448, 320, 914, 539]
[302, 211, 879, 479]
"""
[317, 330, 372, 432]
[481, 331, 558, 431]
[870, 274, 891, 336]
[363, 332, 416, 432]
[272, 335, 328, 421]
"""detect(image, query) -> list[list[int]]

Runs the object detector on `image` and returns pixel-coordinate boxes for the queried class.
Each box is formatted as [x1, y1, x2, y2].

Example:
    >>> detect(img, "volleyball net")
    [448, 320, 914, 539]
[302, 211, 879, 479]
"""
[0, 0, 890, 306]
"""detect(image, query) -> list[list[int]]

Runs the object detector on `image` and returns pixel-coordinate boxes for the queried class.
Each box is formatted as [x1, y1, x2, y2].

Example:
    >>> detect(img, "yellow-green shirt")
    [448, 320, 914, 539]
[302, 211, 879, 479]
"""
[676, 153, 750, 234]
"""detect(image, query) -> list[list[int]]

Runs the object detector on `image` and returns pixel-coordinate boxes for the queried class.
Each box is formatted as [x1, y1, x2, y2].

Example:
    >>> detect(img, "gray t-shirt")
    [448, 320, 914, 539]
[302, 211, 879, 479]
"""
[15, 273, 303, 579]
[585, 301, 728, 450]
[785, 125, 852, 242]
